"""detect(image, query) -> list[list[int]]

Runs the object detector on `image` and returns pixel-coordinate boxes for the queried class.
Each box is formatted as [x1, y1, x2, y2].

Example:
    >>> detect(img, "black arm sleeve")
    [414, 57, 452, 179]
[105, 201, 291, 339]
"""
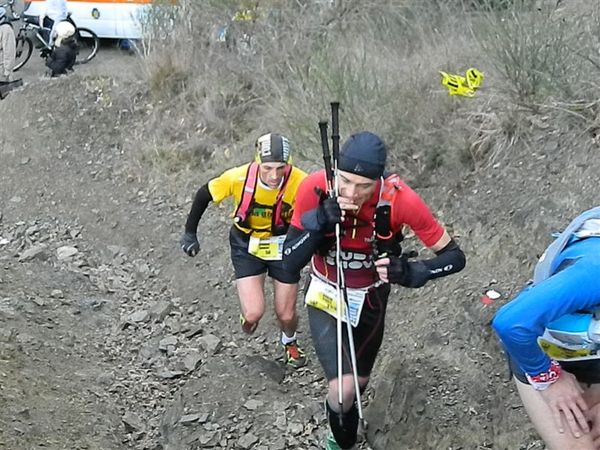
[422, 239, 466, 279]
[184, 183, 213, 234]
[283, 225, 326, 274]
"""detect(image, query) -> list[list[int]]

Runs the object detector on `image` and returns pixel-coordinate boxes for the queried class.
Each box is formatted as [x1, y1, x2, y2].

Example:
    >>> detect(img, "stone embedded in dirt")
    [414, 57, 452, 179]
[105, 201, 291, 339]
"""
[243, 399, 263, 411]
[237, 432, 259, 449]
[179, 413, 201, 425]
[25, 225, 39, 236]
[184, 325, 203, 339]
[185, 430, 221, 447]
[122, 412, 144, 433]
[149, 300, 172, 322]
[158, 335, 178, 351]
[56, 246, 79, 261]
[128, 310, 149, 323]
[244, 355, 286, 384]
[49, 289, 64, 299]
[18, 244, 48, 262]
[156, 369, 184, 379]
[269, 438, 287, 450]
[286, 422, 304, 436]
[182, 351, 202, 372]
[197, 334, 221, 355]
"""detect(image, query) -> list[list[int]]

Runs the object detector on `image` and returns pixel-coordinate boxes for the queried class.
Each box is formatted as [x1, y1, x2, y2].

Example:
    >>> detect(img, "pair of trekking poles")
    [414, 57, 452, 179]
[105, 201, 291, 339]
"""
[318, 102, 366, 432]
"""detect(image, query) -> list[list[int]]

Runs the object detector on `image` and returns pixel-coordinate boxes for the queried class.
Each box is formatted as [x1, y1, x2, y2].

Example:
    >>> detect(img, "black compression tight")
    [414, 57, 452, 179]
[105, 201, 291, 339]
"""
[326, 400, 359, 449]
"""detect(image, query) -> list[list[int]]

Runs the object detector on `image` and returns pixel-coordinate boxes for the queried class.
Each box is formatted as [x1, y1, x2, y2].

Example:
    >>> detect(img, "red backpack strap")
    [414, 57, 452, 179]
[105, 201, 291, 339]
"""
[379, 174, 401, 205]
[234, 162, 259, 228]
[271, 165, 292, 234]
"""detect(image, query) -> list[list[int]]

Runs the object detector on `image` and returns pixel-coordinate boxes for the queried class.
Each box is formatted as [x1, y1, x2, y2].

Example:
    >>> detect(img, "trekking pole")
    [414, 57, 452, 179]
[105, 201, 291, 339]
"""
[318, 121, 334, 193]
[319, 117, 344, 422]
[329, 102, 345, 419]
[330, 102, 366, 431]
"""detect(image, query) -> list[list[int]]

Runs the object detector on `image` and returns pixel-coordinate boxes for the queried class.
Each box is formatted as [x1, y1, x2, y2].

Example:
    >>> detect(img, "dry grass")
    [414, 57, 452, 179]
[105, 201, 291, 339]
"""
[134, 0, 600, 178]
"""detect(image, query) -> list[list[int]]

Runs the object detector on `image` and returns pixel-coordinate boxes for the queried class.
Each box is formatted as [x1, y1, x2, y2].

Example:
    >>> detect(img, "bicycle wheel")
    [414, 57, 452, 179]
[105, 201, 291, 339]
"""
[13, 35, 33, 72]
[74, 27, 99, 64]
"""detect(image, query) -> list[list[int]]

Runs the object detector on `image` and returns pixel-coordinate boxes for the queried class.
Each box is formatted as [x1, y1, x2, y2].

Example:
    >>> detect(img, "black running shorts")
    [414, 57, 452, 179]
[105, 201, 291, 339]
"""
[307, 280, 391, 380]
[229, 226, 300, 284]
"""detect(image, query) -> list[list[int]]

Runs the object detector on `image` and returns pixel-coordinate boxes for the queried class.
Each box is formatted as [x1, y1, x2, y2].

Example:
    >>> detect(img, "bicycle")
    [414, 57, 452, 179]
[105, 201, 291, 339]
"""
[2, 0, 99, 72]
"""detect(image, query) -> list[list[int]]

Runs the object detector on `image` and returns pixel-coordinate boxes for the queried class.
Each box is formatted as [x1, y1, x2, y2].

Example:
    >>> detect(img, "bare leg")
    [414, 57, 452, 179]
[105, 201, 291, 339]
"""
[515, 377, 595, 450]
[327, 375, 369, 413]
[236, 274, 266, 330]
[272, 279, 299, 337]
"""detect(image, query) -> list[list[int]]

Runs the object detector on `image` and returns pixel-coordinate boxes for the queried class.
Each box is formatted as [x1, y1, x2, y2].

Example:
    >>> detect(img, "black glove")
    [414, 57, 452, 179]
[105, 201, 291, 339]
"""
[316, 196, 342, 231]
[387, 255, 430, 288]
[300, 188, 342, 233]
[180, 232, 200, 257]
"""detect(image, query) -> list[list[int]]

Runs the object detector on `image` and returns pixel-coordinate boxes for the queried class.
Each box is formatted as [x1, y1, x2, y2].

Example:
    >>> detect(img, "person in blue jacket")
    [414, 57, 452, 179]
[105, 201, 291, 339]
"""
[493, 206, 600, 449]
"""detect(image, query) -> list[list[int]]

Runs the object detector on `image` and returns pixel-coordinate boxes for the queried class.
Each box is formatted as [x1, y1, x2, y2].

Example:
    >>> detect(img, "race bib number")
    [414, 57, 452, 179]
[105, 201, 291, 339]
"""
[248, 235, 285, 261]
[305, 275, 367, 327]
[538, 337, 600, 362]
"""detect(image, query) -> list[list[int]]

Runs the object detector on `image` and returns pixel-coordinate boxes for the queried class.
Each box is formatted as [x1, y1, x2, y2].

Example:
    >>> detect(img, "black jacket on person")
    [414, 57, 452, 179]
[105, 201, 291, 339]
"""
[46, 37, 77, 77]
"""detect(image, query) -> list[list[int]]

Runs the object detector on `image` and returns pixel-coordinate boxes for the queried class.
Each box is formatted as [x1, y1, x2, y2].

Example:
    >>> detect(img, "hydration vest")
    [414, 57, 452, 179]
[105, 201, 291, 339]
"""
[233, 162, 292, 236]
[373, 173, 405, 257]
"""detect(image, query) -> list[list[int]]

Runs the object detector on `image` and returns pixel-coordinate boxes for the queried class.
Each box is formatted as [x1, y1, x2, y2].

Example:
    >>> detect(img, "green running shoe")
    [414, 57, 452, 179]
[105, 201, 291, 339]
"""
[283, 341, 307, 368]
[324, 432, 342, 450]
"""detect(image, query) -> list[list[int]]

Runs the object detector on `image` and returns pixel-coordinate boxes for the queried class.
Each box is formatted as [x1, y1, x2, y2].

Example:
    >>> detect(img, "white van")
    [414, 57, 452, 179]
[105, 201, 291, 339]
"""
[23, 0, 156, 39]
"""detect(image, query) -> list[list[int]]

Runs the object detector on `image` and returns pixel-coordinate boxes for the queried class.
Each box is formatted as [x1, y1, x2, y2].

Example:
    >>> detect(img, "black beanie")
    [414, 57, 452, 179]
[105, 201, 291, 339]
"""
[338, 131, 386, 180]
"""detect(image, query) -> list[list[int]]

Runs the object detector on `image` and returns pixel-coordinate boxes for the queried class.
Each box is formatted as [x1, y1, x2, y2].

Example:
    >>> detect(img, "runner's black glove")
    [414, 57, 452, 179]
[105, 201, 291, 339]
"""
[180, 232, 200, 257]
[387, 255, 430, 288]
[300, 188, 342, 233]
[316, 196, 342, 232]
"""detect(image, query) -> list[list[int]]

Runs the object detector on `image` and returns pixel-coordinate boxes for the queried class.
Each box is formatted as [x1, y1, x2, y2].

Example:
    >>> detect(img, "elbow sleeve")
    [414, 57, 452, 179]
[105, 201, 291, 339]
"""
[422, 239, 466, 280]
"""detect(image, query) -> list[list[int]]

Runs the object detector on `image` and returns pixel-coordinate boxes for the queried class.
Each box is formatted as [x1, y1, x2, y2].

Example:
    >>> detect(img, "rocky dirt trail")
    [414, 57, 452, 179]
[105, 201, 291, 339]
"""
[3, 46, 599, 450]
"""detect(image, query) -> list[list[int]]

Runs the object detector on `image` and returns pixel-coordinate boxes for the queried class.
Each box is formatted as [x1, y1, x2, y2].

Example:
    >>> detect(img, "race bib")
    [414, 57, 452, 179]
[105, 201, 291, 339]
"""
[305, 275, 367, 327]
[248, 235, 285, 261]
[537, 335, 600, 362]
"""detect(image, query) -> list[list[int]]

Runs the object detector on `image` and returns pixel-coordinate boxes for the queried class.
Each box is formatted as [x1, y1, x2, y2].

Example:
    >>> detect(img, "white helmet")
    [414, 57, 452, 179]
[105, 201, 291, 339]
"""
[54, 21, 76, 46]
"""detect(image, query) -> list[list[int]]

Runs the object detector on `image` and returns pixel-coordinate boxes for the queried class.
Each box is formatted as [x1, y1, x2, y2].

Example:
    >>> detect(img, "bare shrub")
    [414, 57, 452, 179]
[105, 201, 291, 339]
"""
[135, 0, 600, 178]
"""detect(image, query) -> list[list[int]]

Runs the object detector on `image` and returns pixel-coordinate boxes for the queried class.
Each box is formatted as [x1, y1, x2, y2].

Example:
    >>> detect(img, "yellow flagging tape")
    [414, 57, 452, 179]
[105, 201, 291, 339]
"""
[439, 68, 484, 97]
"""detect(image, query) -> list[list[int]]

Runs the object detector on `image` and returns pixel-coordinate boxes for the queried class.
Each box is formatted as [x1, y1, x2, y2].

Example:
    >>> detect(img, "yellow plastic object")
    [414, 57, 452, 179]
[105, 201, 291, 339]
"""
[440, 68, 484, 97]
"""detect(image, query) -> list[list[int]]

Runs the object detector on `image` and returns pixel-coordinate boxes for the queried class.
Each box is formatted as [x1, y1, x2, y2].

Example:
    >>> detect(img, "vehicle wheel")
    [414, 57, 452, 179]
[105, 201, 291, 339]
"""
[74, 27, 99, 64]
[13, 36, 33, 72]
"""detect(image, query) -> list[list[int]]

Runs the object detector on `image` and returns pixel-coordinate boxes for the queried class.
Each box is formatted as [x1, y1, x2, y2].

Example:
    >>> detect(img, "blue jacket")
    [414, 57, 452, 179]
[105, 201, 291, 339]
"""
[493, 207, 600, 376]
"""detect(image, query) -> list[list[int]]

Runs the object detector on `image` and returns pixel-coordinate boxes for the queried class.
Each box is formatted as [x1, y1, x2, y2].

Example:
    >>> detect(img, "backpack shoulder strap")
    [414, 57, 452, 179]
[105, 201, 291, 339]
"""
[271, 165, 293, 235]
[375, 174, 403, 257]
[233, 162, 259, 228]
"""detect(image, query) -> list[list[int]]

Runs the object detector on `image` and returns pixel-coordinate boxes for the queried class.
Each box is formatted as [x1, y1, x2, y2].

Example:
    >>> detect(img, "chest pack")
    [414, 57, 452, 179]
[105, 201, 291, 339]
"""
[373, 174, 404, 258]
[234, 162, 292, 236]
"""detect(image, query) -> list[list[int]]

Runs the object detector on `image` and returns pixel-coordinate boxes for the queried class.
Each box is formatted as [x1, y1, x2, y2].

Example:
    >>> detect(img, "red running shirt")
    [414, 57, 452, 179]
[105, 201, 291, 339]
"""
[290, 170, 444, 288]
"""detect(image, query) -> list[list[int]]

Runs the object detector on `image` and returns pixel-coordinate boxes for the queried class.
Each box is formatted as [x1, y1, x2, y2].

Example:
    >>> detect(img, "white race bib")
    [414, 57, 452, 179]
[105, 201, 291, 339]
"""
[248, 235, 285, 261]
[305, 275, 367, 327]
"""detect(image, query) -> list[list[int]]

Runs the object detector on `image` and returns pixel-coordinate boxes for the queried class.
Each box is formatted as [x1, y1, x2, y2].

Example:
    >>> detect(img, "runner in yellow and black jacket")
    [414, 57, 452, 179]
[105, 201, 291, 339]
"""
[180, 133, 308, 368]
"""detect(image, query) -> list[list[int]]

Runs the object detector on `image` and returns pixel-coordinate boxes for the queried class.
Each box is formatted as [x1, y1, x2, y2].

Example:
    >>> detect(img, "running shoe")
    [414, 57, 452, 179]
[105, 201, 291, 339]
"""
[283, 340, 307, 368]
[240, 314, 257, 334]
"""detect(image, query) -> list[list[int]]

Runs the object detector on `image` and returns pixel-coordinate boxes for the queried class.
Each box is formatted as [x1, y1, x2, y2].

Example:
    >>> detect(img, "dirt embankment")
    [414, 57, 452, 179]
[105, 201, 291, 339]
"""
[2, 47, 599, 450]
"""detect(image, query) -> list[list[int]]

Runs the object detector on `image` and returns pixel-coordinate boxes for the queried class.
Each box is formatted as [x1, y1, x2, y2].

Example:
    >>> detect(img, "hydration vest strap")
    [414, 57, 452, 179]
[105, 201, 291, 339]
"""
[234, 162, 260, 228]
[234, 162, 292, 234]
[271, 165, 292, 234]
[374, 174, 403, 256]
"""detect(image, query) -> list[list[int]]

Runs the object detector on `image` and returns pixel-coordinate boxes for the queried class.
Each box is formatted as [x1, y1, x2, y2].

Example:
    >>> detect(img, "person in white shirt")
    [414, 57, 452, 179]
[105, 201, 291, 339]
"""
[38, 0, 68, 46]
